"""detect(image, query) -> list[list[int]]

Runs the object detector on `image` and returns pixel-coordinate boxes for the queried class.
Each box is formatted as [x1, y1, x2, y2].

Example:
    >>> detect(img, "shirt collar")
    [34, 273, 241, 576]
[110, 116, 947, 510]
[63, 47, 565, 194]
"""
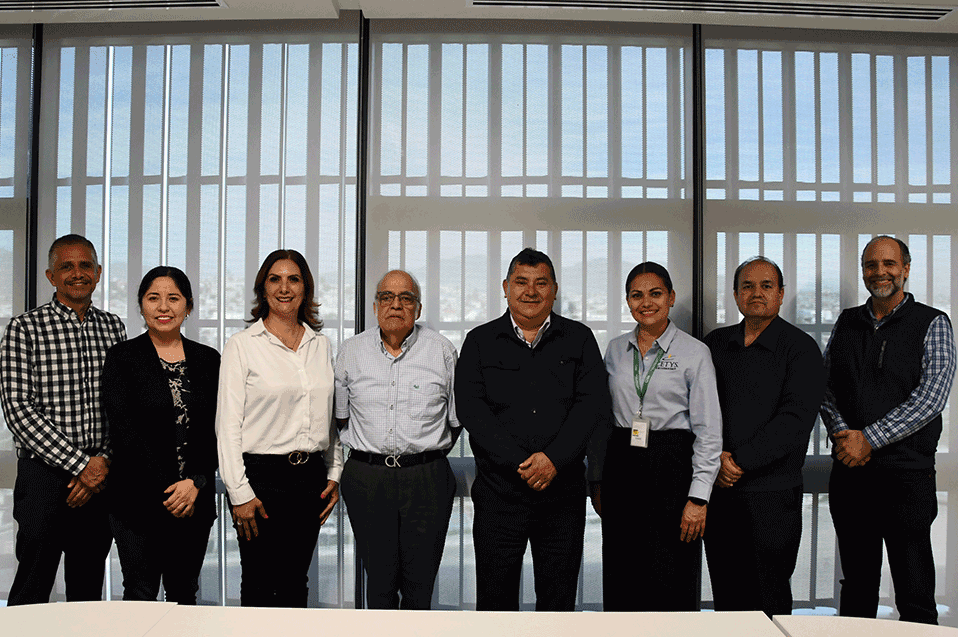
[510, 312, 551, 348]
[50, 294, 95, 323]
[731, 315, 784, 351]
[865, 292, 910, 326]
[628, 320, 677, 354]
[250, 317, 316, 347]
[379, 323, 420, 356]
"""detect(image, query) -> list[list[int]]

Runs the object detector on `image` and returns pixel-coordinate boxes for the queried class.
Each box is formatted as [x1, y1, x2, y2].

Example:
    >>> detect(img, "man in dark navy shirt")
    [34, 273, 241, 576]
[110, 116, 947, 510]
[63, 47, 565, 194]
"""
[455, 248, 609, 611]
[704, 256, 825, 617]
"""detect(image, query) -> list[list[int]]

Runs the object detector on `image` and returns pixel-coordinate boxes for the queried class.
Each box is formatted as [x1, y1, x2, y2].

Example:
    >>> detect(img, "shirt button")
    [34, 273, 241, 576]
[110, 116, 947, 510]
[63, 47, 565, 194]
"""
[391, 381, 395, 386]
[390, 405, 394, 410]
[532, 409, 537, 414]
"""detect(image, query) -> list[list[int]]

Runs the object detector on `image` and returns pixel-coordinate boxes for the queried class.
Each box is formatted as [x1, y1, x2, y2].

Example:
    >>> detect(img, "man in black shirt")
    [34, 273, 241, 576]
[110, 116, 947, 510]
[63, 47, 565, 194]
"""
[455, 248, 608, 611]
[703, 256, 825, 616]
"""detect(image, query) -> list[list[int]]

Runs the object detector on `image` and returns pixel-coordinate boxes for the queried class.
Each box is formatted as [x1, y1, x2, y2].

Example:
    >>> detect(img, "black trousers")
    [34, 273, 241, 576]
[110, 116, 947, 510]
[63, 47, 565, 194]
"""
[829, 462, 939, 625]
[235, 453, 331, 608]
[471, 475, 586, 611]
[705, 485, 803, 616]
[110, 508, 214, 604]
[341, 455, 456, 609]
[9, 456, 113, 605]
[601, 429, 701, 612]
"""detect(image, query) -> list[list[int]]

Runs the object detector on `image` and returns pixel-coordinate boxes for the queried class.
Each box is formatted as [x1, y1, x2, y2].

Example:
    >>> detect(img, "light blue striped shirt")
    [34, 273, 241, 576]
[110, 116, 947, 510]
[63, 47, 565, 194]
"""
[604, 321, 723, 501]
[334, 324, 459, 455]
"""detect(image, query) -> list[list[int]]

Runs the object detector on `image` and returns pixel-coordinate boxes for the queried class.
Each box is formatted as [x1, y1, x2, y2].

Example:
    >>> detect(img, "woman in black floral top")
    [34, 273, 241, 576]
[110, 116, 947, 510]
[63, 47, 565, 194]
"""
[102, 266, 220, 604]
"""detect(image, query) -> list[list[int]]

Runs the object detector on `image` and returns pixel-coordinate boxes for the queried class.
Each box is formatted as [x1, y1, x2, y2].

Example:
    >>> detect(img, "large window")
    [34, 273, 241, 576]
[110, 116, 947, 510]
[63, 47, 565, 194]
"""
[1, 15, 956, 621]
[703, 27, 958, 618]
[32, 18, 360, 606]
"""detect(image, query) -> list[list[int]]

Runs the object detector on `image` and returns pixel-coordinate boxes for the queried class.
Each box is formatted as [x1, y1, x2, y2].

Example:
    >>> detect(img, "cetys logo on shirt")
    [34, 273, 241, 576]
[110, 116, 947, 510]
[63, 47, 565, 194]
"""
[656, 354, 679, 371]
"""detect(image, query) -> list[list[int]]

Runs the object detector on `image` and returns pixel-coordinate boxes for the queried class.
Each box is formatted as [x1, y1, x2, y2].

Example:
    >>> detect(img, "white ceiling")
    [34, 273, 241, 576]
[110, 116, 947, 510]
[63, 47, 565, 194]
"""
[1, 0, 958, 34]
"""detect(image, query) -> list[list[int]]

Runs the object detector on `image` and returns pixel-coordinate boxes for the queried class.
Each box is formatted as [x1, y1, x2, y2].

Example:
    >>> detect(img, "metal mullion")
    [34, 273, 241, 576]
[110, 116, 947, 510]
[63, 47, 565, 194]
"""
[278, 43, 289, 244]
[185, 42, 203, 311]
[725, 47, 738, 200]
[924, 55, 933, 201]
[488, 39, 501, 197]
[608, 229, 622, 337]
[837, 50, 853, 202]
[808, 492, 820, 604]
[459, 42, 467, 192]
[101, 45, 114, 306]
[870, 54, 878, 198]
[547, 40, 560, 197]
[608, 43, 621, 198]
[160, 44, 171, 261]
[580, 230, 587, 322]
[401, 43, 408, 194]
[72, 46, 90, 238]
[305, 40, 324, 318]
[756, 49, 764, 199]
[951, 50, 958, 208]
[781, 47, 796, 201]
[813, 51, 821, 200]
[217, 45, 230, 350]
[667, 43, 681, 199]
[642, 45, 648, 193]
[522, 44, 528, 190]
[580, 44, 587, 194]
[127, 43, 147, 329]
[245, 43, 263, 302]
[893, 52, 907, 203]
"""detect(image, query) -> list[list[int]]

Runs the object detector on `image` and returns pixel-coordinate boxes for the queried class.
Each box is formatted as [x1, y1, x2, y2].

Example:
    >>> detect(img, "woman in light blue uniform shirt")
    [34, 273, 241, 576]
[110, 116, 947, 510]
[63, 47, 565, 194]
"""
[590, 261, 722, 612]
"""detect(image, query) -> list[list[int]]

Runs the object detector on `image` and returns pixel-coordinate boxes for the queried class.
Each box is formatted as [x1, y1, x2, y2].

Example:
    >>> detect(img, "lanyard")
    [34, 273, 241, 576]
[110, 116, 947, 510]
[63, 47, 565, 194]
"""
[633, 345, 666, 416]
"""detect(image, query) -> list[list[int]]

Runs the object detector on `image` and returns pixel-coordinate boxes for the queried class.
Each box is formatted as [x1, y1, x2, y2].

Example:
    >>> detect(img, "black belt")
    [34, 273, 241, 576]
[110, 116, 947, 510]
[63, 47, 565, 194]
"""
[349, 448, 445, 468]
[243, 451, 315, 466]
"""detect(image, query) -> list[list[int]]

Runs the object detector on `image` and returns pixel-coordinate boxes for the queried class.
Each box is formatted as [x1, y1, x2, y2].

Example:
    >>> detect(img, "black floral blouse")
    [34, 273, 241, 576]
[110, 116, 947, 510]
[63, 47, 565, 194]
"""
[159, 358, 192, 479]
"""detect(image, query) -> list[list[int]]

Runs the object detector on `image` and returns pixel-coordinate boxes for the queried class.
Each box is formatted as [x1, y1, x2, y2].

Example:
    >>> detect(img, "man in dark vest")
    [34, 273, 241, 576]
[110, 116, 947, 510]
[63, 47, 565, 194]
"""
[821, 235, 956, 625]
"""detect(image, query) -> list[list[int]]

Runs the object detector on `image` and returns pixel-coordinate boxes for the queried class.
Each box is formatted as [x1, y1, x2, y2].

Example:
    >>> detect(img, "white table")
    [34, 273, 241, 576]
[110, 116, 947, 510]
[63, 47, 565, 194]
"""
[146, 607, 782, 637]
[0, 600, 176, 637]
[774, 614, 958, 637]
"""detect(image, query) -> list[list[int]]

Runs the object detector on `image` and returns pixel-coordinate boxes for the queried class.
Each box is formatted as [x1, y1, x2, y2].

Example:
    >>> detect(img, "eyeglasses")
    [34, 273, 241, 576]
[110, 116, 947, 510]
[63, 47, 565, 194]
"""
[376, 291, 420, 308]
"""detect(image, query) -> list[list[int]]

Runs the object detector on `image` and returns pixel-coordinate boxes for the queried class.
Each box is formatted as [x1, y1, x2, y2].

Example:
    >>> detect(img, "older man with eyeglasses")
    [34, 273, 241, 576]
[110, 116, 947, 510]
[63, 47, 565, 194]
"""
[334, 270, 460, 610]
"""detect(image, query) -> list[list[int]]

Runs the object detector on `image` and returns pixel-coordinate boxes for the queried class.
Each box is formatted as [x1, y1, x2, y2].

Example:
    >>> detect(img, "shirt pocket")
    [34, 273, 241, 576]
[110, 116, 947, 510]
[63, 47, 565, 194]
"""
[409, 382, 445, 421]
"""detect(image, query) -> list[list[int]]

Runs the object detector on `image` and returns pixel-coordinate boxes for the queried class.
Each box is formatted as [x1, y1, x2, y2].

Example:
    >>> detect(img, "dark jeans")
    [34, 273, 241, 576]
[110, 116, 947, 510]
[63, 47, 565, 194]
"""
[829, 462, 939, 625]
[471, 475, 586, 611]
[9, 457, 113, 605]
[110, 509, 214, 604]
[601, 429, 701, 612]
[341, 455, 456, 609]
[235, 453, 331, 608]
[706, 485, 803, 617]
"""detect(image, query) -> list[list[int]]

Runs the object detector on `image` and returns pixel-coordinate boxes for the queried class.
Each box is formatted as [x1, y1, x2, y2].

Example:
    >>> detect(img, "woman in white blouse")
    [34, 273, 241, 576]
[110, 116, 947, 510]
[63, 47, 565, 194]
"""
[216, 249, 344, 608]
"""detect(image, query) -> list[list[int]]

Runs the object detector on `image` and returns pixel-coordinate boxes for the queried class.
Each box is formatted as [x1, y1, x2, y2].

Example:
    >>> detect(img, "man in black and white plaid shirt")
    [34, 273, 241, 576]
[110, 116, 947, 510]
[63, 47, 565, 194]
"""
[0, 234, 126, 605]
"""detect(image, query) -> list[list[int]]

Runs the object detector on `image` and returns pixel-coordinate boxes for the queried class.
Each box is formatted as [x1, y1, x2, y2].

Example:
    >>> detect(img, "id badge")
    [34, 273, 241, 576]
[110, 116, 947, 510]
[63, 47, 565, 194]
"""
[631, 415, 651, 448]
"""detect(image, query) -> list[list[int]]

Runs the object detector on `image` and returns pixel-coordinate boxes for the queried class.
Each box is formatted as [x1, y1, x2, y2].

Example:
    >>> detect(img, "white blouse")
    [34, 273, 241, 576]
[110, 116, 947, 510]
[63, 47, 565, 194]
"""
[215, 319, 344, 505]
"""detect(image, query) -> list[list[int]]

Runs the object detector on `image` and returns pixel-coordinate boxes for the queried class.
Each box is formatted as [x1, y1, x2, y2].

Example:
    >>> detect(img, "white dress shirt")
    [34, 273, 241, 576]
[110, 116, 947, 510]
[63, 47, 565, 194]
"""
[216, 319, 344, 505]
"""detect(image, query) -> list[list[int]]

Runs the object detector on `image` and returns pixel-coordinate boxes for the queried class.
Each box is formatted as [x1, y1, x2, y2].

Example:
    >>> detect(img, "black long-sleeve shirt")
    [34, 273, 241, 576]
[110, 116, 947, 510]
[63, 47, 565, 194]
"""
[704, 316, 825, 492]
[455, 311, 609, 503]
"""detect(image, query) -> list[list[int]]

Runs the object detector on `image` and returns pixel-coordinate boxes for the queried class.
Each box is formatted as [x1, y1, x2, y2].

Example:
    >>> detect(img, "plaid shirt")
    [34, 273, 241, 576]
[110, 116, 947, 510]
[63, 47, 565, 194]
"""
[821, 294, 957, 450]
[0, 295, 126, 475]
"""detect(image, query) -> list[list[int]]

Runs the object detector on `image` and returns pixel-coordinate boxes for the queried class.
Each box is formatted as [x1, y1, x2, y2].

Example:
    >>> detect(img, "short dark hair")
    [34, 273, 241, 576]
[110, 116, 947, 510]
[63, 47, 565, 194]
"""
[506, 248, 557, 284]
[733, 256, 784, 292]
[625, 261, 673, 294]
[861, 235, 911, 267]
[249, 249, 322, 330]
[48, 234, 99, 271]
[138, 266, 194, 312]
